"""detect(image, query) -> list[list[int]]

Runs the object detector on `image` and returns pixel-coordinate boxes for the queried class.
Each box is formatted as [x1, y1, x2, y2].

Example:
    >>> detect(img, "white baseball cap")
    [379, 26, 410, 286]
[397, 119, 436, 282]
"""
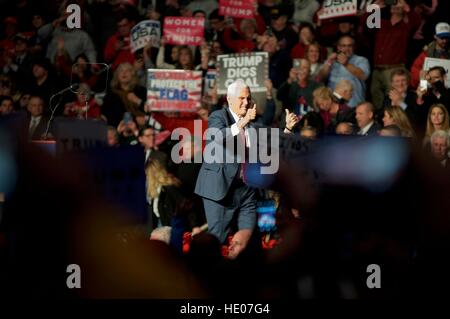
[435, 22, 450, 39]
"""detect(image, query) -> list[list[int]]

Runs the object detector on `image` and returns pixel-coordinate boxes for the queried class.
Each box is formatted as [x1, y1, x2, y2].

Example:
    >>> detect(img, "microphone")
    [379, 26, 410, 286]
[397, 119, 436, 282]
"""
[53, 83, 79, 96]
[43, 83, 80, 140]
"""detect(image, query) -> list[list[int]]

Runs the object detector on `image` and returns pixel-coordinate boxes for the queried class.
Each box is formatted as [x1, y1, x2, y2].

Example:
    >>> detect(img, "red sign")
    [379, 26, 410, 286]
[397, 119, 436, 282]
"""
[163, 17, 205, 45]
[147, 69, 202, 112]
[219, 0, 255, 18]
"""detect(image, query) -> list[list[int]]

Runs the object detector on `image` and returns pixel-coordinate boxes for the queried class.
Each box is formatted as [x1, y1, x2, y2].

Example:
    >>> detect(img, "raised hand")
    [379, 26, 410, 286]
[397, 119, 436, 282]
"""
[285, 108, 299, 131]
[245, 103, 257, 122]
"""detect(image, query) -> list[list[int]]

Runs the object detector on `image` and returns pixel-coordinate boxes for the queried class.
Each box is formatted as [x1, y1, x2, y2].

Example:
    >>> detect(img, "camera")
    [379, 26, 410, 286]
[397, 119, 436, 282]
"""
[123, 112, 132, 124]
[419, 79, 428, 91]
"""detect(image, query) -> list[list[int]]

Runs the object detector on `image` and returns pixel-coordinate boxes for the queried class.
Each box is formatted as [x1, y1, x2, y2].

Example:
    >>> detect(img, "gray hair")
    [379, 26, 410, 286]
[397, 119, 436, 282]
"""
[227, 79, 249, 98]
[431, 130, 450, 146]
[335, 79, 353, 92]
[240, 18, 257, 31]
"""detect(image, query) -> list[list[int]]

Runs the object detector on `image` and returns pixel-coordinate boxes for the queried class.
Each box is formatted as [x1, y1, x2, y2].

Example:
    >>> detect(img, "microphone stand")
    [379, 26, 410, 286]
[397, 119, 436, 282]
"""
[85, 93, 89, 120]
[43, 83, 79, 140]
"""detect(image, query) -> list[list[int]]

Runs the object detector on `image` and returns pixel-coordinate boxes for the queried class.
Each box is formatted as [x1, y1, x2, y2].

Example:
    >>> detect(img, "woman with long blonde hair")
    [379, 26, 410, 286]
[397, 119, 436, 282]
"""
[146, 159, 183, 228]
[101, 62, 147, 127]
[425, 103, 450, 138]
[382, 106, 415, 138]
[146, 159, 204, 236]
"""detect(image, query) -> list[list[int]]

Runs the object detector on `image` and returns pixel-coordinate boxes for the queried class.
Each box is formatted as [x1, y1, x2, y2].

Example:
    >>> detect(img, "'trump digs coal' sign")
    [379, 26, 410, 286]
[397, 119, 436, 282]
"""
[216, 52, 268, 95]
[163, 17, 205, 46]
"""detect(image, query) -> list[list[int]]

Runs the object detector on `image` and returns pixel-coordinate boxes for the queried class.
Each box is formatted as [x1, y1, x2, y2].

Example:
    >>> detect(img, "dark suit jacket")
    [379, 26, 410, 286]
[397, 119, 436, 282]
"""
[382, 90, 420, 129]
[27, 116, 50, 140]
[365, 121, 382, 136]
[195, 107, 247, 202]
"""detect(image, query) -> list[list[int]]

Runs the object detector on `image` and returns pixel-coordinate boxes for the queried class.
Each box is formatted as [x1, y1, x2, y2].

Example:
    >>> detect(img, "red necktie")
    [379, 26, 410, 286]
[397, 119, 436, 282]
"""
[239, 129, 247, 182]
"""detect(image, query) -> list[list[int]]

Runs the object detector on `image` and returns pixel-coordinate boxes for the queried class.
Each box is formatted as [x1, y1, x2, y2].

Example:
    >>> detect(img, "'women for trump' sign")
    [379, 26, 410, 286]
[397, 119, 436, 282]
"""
[147, 69, 202, 112]
[163, 17, 205, 45]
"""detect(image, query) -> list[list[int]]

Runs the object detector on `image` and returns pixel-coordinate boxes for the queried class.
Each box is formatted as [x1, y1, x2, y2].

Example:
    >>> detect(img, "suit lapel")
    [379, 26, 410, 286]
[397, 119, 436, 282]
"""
[224, 107, 235, 126]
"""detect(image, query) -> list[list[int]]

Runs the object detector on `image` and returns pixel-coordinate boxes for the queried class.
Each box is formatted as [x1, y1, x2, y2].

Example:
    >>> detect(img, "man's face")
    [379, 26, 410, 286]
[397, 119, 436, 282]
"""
[107, 129, 118, 146]
[228, 87, 251, 117]
[135, 115, 146, 127]
[117, 19, 131, 37]
[27, 97, 43, 116]
[390, 1, 405, 15]
[32, 15, 44, 29]
[241, 21, 256, 39]
[431, 136, 449, 161]
[209, 18, 223, 32]
[428, 70, 445, 84]
[338, 22, 352, 34]
[0, 99, 14, 115]
[355, 104, 373, 128]
[15, 39, 27, 54]
[391, 74, 408, 93]
[306, 45, 320, 63]
[262, 36, 278, 54]
[435, 36, 449, 49]
[32, 64, 47, 79]
[297, 60, 311, 82]
[139, 128, 155, 149]
[341, 88, 353, 101]
[337, 38, 354, 58]
[271, 15, 287, 31]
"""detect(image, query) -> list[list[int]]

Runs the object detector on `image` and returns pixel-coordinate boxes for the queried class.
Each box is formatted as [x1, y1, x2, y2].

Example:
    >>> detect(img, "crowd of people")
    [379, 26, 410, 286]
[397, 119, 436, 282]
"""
[2, 0, 450, 296]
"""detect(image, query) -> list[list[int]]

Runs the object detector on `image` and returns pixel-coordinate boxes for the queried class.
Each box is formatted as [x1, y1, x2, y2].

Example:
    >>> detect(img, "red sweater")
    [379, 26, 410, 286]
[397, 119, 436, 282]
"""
[372, 12, 420, 66]
[222, 28, 257, 53]
[103, 34, 135, 70]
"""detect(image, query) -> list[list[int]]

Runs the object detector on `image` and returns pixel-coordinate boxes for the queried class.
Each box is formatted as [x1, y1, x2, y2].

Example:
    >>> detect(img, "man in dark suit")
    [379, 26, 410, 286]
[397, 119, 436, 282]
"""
[138, 124, 170, 168]
[195, 79, 257, 259]
[355, 102, 382, 136]
[27, 96, 50, 140]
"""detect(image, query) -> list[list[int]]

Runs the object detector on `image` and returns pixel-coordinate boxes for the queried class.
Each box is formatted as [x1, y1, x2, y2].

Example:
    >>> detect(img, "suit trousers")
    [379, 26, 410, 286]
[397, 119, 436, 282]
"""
[202, 178, 257, 244]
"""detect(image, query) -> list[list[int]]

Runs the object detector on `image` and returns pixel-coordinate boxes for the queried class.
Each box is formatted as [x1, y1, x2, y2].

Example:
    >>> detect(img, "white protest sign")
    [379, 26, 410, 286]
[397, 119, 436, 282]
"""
[318, 0, 357, 20]
[130, 20, 161, 52]
[423, 57, 450, 88]
[216, 52, 268, 95]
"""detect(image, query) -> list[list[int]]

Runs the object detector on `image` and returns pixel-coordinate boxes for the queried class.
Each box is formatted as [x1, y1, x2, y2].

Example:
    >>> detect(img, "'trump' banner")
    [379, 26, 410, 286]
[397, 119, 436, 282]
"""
[163, 17, 205, 45]
[219, 0, 255, 18]
[130, 20, 161, 52]
[318, 0, 357, 20]
[216, 52, 268, 95]
[147, 69, 202, 112]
